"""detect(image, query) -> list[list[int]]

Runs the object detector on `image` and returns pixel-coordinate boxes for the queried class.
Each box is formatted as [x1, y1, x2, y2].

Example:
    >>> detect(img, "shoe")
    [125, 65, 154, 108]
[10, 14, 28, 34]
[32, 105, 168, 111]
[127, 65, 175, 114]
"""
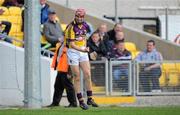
[87, 99, 98, 107]
[65, 104, 78, 108]
[79, 102, 89, 110]
[46, 103, 59, 107]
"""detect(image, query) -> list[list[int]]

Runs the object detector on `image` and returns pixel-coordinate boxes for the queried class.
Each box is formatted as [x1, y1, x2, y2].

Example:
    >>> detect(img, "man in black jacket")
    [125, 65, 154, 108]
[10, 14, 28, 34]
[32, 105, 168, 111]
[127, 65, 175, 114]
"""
[87, 31, 108, 61]
[107, 23, 123, 41]
[96, 24, 111, 52]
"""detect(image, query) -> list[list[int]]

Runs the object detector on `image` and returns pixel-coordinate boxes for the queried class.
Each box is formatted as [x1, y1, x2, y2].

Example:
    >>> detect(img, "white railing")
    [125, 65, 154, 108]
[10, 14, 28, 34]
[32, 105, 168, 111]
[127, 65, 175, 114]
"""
[85, 60, 180, 96]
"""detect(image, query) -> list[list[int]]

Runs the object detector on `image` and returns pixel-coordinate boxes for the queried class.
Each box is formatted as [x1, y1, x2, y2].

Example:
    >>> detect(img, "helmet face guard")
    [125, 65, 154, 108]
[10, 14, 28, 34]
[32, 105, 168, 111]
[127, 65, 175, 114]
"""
[75, 9, 86, 24]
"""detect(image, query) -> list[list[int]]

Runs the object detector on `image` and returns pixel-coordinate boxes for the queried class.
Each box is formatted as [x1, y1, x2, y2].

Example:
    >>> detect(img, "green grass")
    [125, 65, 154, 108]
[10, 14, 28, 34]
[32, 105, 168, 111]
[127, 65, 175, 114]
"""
[0, 106, 180, 115]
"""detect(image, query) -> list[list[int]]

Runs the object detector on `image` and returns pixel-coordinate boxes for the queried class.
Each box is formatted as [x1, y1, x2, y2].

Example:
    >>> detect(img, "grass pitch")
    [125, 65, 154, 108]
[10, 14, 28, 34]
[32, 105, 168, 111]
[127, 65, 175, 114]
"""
[0, 106, 180, 115]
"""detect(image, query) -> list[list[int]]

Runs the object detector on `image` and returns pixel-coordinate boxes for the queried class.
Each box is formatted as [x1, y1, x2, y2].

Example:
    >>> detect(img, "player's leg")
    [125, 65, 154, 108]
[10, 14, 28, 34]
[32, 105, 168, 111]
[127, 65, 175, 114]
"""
[67, 49, 89, 110]
[80, 61, 98, 107]
[70, 65, 88, 109]
[80, 61, 92, 91]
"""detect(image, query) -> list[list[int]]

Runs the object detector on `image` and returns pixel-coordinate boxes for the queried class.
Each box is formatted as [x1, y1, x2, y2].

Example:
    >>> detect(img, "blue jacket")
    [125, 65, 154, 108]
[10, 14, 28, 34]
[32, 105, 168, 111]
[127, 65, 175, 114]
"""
[41, 4, 50, 24]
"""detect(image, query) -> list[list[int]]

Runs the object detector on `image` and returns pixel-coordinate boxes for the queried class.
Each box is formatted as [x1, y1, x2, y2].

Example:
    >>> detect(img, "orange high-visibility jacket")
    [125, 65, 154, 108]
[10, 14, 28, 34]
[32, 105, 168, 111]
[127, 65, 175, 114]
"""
[51, 44, 69, 72]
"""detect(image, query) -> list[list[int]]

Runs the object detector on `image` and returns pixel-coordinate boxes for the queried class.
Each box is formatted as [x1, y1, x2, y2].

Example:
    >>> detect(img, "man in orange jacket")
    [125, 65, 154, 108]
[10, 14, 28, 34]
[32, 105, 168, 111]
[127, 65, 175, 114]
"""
[48, 43, 77, 107]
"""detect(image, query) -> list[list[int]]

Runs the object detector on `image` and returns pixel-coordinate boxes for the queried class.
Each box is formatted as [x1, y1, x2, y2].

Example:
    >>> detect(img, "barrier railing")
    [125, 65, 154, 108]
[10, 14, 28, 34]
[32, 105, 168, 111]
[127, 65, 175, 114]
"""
[87, 60, 109, 95]
[84, 60, 180, 96]
[109, 60, 132, 96]
[0, 33, 54, 57]
[135, 61, 180, 96]
[2, 35, 180, 97]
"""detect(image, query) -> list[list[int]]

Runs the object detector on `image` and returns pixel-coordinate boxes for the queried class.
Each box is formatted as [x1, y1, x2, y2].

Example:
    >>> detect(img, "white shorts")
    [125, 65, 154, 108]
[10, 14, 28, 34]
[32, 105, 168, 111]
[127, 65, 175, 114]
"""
[67, 48, 89, 65]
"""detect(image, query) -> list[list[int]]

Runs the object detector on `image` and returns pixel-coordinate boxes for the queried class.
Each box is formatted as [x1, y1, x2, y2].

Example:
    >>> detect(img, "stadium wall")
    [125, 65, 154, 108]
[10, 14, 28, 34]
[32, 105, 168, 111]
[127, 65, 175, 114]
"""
[48, 0, 180, 33]
[0, 42, 56, 106]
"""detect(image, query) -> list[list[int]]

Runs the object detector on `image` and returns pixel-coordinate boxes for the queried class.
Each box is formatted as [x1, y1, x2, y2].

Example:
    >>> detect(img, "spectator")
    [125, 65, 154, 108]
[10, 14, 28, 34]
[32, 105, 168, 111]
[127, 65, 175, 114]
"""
[0, 21, 12, 43]
[114, 31, 124, 42]
[96, 24, 110, 51]
[107, 40, 131, 60]
[48, 43, 77, 108]
[2, 0, 23, 7]
[87, 31, 107, 61]
[107, 23, 123, 41]
[43, 9, 63, 47]
[107, 40, 131, 91]
[97, 23, 109, 41]
[107, 31, 125, 52]
[135, 40, 163, 92]
[40, 0, 50, 24]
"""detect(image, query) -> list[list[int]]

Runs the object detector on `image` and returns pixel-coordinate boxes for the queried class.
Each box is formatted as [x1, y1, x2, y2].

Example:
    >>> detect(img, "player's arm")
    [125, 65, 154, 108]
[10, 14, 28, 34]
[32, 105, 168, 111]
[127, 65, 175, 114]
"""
[70, 42, 89, 52]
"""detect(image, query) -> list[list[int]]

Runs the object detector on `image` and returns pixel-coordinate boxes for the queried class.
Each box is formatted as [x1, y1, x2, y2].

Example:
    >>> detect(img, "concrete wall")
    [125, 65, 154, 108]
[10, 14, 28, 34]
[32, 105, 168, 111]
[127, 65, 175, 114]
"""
[48, 1, 180, 60]
[48, 0, 180, 30]
[48, 1, 114, 29]
[0, 42, 56, 106]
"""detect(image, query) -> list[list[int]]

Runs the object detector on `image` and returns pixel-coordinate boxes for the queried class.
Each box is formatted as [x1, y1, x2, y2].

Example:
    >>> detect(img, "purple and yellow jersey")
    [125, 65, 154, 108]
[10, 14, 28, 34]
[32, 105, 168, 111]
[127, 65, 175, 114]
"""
[64, 21, 90, 48]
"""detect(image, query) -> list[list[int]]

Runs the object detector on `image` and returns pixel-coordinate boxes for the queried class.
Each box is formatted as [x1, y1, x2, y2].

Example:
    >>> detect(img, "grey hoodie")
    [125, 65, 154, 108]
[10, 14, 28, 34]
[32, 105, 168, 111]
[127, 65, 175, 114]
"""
[43, 20, 63, 46]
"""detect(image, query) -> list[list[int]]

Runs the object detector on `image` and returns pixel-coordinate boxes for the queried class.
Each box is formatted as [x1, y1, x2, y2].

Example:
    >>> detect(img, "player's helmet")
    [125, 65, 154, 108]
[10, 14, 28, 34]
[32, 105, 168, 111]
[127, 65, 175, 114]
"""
[75, 9, 86, 24]
[75, 9, 86, 17]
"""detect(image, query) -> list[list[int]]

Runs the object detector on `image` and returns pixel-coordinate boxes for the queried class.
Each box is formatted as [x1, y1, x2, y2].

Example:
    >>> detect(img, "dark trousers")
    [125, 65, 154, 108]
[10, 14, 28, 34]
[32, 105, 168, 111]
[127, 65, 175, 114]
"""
[1, 21, 12, 35]
[52, 72, 77, 106]
[139, 68, 161, 92]
[1, 21, 12, 43]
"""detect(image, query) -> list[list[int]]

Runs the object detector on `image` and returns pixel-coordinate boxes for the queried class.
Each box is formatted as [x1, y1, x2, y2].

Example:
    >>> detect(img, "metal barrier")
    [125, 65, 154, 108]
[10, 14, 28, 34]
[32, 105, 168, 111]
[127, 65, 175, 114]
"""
[0, 33, 54, 57]
[2, 34, 180, 97]
[90, 60, 109, 95]
[135, 61, 180, 96]
[109, 60, 132, 96]
[80, 60, 109, 95]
